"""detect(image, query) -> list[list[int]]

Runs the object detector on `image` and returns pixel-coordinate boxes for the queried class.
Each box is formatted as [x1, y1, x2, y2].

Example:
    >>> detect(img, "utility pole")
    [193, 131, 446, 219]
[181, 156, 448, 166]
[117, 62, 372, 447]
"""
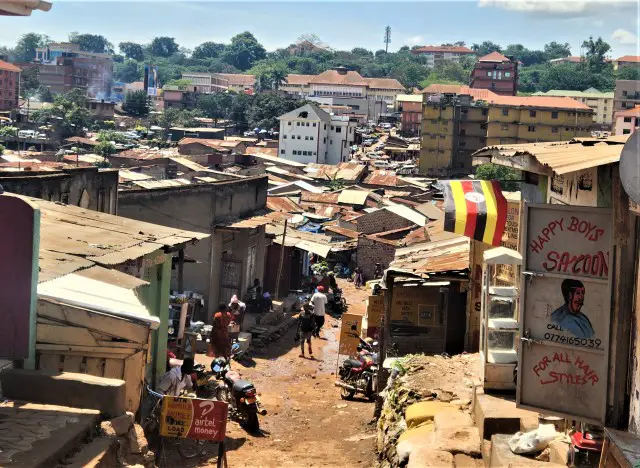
[274, 218, 288, 299]
[384, 26, 391, 54]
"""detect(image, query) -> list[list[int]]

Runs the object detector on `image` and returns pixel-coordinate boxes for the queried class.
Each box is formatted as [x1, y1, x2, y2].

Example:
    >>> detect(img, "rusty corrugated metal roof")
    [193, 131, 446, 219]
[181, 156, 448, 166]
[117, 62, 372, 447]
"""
[324, 225, 360, 239]
[267, 196, 304, 213]
[300, 192, 340, 204]
[304, 162, 366, 182]
[391, 235, 470, 275]
[364, 170, 406, 187]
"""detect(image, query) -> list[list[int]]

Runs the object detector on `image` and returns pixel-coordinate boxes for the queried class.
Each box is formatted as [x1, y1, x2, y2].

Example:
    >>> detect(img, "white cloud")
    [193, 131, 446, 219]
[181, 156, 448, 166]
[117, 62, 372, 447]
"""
[405, 36, 425, 46]
[478, 0, 635, 15]
[612, 28, 639, 44]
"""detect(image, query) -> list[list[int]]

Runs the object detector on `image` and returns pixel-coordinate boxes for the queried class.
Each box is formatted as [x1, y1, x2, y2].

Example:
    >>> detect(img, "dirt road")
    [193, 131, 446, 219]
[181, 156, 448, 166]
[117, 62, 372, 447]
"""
[173, 281, 377, 467]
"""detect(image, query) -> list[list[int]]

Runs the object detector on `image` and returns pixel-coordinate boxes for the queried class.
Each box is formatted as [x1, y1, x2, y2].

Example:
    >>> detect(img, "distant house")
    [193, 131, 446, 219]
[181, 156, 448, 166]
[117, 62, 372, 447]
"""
[614, 105, 640, 135]
[613, 55, 640, 70]
[396, 94, 423, 136]
[278, 103, 357, 165]
[0, 60, 20, 112]
[410, 45, 476, 69]
[178, 138, 247, 167]
[470, 52, 518, 96]
[169, 127, 225, 142]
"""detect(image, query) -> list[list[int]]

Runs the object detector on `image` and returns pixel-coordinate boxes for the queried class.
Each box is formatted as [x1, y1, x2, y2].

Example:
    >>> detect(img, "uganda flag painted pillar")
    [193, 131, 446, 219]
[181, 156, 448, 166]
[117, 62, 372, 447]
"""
[443, 180, 508, 246]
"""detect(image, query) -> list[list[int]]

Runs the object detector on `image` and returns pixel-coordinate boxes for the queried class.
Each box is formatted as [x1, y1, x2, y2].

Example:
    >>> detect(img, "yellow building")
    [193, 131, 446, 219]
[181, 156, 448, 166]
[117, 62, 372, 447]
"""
[486, 96, 593, 146]
[420, 97, 488, 175]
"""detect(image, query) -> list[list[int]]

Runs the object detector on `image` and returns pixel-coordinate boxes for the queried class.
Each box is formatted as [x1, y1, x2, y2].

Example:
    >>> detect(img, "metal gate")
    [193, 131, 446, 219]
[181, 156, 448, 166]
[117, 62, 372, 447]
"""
[517, 204, 612, 424]
[220, 259, 242, 305]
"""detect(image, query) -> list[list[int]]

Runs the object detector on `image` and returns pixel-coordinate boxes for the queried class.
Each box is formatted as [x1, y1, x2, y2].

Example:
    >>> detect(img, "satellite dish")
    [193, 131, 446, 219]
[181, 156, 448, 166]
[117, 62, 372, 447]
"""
[620, 131, 640, 204]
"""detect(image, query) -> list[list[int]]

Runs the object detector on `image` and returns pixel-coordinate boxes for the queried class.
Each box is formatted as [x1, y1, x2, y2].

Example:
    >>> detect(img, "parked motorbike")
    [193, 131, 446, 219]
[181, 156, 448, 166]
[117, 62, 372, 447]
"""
[335, 334, 379, 401]
[327, 288, 347, 315]
[211, 356, 266, 432]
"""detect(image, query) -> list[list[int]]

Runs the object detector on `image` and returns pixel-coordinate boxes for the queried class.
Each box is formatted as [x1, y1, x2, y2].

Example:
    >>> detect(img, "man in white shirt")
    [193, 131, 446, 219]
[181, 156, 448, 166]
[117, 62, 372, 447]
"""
[157, 358, 194, 397]
[310, 286, 328, 338]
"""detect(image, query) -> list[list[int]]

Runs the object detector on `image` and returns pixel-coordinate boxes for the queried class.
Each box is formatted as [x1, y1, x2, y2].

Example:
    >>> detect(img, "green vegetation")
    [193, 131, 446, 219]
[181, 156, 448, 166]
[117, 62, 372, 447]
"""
[31, 89, 92, 138]
[122, 90, 150, 117]
[0, 126, 18, 140]
[475, 164, 521, 191]
[94, 140, 117, 157]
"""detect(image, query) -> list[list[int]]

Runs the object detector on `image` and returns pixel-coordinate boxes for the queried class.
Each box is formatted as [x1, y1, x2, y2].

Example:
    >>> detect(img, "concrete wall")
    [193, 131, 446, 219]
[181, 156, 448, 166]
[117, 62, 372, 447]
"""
[117, 176, 268, 314]
[0, 167, 118, 214]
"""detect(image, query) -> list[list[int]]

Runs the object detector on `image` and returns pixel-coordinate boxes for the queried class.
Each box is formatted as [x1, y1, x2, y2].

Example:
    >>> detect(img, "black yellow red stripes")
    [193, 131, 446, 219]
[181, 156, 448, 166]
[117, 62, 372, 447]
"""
[443, 180, 507, 246]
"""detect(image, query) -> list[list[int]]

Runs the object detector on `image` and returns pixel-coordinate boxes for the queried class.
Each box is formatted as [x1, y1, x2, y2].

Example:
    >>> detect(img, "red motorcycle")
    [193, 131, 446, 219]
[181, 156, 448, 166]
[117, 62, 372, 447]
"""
[335, 335, 379, 401]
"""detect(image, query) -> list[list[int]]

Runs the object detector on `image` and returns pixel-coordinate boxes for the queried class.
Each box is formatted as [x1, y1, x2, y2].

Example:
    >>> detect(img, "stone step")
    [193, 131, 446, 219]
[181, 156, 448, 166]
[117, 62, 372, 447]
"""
[0, 369, 126, 417]
[472, 385, 538, 441]
[62, 436, 118, 468]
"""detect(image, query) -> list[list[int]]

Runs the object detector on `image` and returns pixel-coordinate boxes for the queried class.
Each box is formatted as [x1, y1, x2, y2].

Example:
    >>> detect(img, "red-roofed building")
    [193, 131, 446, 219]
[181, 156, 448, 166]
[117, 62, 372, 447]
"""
[0, 60, 20, 111]
[614, 105, 640, 136]
[613, 56, 640, 70]
[410, 45, 476, 69]
[470, 52, 518, 96]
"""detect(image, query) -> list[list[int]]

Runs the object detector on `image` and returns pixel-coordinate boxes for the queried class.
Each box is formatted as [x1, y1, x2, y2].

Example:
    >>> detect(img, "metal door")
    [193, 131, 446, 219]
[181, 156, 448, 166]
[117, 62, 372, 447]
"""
[517, 204, 612, 424]
[220, 259, 242, 305]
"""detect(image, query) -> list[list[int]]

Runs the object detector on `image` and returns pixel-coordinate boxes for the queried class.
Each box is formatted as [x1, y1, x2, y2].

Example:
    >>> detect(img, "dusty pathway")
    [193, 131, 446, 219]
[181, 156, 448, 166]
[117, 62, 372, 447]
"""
[168, 280, 377, 467]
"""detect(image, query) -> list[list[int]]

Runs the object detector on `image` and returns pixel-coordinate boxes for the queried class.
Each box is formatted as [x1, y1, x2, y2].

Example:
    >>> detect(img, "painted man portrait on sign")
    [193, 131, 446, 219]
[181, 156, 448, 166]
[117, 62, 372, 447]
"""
[551, 279, 595, 339]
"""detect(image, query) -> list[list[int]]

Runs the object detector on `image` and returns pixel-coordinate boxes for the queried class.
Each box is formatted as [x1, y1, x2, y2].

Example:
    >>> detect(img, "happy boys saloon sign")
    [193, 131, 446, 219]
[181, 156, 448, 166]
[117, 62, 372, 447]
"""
[518, 204, 612, 423]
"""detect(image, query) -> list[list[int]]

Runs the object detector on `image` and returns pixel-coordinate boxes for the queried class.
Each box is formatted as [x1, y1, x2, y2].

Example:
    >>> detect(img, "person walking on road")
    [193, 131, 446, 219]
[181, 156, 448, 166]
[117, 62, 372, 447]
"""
[310, 286, 328, 338]
[209, 303, 234, 359]
[297, 304, 315, 358]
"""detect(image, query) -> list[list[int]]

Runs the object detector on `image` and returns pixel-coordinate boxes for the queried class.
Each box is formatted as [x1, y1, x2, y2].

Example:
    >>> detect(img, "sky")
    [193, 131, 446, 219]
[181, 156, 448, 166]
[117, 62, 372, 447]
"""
[0, 0, 638, 58]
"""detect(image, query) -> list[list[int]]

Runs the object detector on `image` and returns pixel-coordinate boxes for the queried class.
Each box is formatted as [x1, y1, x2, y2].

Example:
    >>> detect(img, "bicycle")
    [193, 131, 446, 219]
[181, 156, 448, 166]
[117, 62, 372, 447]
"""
[142, 386, 208, 461]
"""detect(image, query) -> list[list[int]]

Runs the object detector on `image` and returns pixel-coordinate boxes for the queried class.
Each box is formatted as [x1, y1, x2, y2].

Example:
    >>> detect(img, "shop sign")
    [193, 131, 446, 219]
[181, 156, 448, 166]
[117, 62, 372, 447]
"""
[160, 396, 228, 441]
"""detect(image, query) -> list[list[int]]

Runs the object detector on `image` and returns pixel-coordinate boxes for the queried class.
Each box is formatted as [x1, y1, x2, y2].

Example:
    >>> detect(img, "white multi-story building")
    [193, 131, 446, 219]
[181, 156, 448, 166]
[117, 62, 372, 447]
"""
[278, 103, 357, 165]
[280, 67, 405, 121]
[410, 45, 477, 69]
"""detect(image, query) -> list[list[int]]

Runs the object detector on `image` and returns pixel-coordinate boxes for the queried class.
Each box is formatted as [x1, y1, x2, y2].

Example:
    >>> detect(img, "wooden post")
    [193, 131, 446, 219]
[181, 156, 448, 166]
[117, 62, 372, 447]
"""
[374, 275, 394, 418]
[607, 166, 635, 428]
[274, 218, 288, 299]
[177, 248, 185, 294]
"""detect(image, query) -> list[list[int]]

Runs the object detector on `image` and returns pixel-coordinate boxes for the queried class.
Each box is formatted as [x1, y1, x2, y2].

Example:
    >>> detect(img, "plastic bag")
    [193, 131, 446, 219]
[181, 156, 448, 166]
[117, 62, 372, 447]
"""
[508, 424, 557, 454]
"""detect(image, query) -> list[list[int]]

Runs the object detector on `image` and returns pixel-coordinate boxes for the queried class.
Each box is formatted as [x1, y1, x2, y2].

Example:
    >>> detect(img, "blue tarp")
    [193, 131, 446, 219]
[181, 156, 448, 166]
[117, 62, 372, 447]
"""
[297, 222, 323, 233]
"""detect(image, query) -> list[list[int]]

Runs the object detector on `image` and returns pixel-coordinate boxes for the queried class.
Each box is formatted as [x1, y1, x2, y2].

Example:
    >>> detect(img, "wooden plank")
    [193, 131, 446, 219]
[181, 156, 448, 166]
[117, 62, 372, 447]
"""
[37, 324, 100, 346]
[96, 341, 147, 349]
[38, 299, 150, 343]
[62, 355, 83, 373]
[36, 344, 135, 355]
[123, 351, 145, 413]
[38, 350, 135, 359]
[39, 354, 61, 372]
[37, 317, 62, 326]
[104, 359, 125, 379]
[85, 357, 104, 377]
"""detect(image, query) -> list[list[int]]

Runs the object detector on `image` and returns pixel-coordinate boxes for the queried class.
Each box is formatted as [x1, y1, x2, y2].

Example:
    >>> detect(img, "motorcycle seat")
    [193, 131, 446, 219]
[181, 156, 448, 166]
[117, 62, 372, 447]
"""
[343, 359, 362, 369]
[232, 379, 254, 393]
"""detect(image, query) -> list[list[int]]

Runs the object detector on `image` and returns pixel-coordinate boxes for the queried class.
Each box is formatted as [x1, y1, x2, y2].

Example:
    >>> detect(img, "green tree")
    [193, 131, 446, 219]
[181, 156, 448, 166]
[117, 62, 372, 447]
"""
[228, 93, 251, 131]
[38, 86, 53, 102]
[245, 93, 301, 130]
[0, 143, 4, 155]
[351, 47, 373, 57]
[118, 42, 145, 61]
[164, 78, 193, 89]
[543, 41, 572, 60]
[395, 62, 428, 88]
[471, 41, 502, 56]
[14, 33, 50, 62]
[223, 32, 266, 71]
[97, 130, 128, 144]
[582, 36, 611, 72]
[475, 163, 520, 191]
[193, 42, 226, 59]
[20, 66, 39, 92]
[0, 126, 17, 141]
[122, 90, 150, 117]
[252, 62, 288, 91]
[94, 140, 117, 157]
[32, 89, 93, 138]
[197, 92, 232, 124]
[69, 33, 113, 54]
[114, 60, 141, 83]
[617, 66, 640, 80]
[150, 37, 179, 58]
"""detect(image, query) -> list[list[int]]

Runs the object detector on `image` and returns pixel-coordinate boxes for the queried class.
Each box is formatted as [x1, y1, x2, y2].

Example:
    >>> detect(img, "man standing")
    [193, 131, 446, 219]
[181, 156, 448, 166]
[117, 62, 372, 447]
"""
[310, 286, 328, 338]
[297, 304, 314, 358]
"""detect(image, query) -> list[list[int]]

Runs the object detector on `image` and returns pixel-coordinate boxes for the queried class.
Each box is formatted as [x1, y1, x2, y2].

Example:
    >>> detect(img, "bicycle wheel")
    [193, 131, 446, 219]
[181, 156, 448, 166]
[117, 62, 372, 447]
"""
[178, 438, 206, 459]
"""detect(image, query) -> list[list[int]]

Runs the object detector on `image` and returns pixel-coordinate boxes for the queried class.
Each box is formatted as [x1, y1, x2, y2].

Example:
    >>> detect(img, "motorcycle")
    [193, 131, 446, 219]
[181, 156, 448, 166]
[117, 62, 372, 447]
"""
[211, 356, 266, 432]
[335, 334, 379, 401]
[327, 288, 347, 315]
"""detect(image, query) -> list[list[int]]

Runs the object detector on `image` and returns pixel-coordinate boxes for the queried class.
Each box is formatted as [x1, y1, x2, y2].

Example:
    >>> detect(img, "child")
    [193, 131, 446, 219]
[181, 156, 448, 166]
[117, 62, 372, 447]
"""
[297, 303, 315, 358]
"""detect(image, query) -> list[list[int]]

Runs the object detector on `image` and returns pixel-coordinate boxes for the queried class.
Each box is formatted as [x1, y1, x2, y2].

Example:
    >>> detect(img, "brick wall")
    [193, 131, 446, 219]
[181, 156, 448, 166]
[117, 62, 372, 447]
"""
[355, 209, 415, 235]
[357, 237, 396, 280]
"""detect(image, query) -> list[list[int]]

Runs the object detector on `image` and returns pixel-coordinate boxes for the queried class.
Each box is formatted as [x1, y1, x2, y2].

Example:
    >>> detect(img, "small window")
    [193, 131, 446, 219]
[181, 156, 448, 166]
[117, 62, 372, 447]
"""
[623, 90, 628, 96]
[551, 127, 558, 133]
[431, 119, 437, 124]
[297, 135, 301, 140]
[324, 124, 326, 130]
[330, 140, 333, 144]
[323, 137, 326, 143]
[313, 152, 316, 155]
[529, 110, 536, 117]
[306, 122, 310, 127]
[500, 138, 508, 144]
[459, 141, 467, 147]
[336, 126, 342, 133]
[487, 71, 492, 76]
[461, 108, 468, 115]
[283, 135, 287, 139]
[305, 136, 309, 140]
[505, 72, 511, 77]
[528, 125, 535, 132]
[480, 123, 487, 130]
[431, 134, 437, 139]
[501, 124, 509, 131]
[313, 123, 316, 127]
[481, 108, 488, 116]
[281, 149, 285, 154]
[296, 122, 300, 126]
[331, 126, 334, 130]
[292, 150, 297, 155]
[502, 108, 509, 116]
[624, 117, 632, 123]
[565, 127, 570, 131]
[288, 122, 291, 126]
[623, 129, 631, 134]
[551, 111, 559, 119]
[460, 129, 466, 136]
[310, 136, 314, 140]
